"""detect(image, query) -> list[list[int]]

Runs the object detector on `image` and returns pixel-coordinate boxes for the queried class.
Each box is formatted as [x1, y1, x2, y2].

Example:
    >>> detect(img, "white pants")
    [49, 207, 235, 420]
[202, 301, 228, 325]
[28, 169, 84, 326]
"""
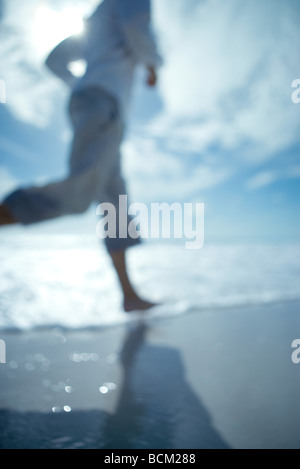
[4, 88, 140, 251]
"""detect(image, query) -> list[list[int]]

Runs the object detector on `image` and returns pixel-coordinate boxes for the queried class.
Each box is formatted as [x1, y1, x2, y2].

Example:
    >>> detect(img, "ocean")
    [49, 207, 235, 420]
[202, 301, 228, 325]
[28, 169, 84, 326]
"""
[0, 233, 299, 331]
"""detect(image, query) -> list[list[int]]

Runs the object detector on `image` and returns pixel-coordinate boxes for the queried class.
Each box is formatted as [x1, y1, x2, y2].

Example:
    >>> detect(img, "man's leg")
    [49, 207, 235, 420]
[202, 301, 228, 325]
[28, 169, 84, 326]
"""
[102, 166, 157, 313]
[0, 89, 118, 226]
[109, 249, 156, 313]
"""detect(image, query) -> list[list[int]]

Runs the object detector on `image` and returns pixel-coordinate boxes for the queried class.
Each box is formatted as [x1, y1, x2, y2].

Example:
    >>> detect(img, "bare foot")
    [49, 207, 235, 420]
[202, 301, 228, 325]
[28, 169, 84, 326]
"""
[0, 204, 16, 226]
[124, 296, 158, 313]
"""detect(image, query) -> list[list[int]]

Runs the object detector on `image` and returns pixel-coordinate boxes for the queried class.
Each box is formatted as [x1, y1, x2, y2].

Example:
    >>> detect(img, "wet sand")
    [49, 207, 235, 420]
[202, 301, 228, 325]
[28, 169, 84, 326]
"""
[0, 300, 300, 449]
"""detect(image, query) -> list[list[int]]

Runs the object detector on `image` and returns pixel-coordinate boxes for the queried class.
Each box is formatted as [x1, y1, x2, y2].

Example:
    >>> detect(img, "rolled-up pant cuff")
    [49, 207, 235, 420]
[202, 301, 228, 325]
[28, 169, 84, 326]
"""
[3, 189, 60, 225]
[105, 234, 142, 252]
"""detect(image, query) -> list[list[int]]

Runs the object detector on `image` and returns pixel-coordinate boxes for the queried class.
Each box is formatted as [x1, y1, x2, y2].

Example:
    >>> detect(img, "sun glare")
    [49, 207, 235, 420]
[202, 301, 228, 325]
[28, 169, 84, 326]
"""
[31, 5, 84, 58]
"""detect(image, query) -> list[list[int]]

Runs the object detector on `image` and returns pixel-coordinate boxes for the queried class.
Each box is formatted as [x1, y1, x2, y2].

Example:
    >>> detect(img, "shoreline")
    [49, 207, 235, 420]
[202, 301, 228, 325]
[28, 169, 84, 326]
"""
[0, 296, 300, 334]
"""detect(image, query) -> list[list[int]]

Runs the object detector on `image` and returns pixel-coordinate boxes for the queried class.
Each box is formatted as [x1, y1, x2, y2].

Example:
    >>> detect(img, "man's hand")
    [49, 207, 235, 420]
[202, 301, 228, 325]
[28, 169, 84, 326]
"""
[146, 66, 157, 87]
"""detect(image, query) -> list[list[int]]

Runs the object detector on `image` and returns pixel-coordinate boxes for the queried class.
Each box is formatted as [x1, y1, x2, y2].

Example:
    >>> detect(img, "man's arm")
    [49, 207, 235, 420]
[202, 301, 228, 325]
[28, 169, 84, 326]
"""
[116, 0, 163, 85]
[45, 35, 83, 87]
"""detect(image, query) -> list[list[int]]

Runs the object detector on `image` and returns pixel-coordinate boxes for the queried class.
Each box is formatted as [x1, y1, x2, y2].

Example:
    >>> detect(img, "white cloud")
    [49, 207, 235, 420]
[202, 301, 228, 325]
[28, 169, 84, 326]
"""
[0, 166, 19, 198]
[246, 165, 300, 190]
[0, 0, 99, 126]
[246, 171, 278, 190]
[122, 135, 231, 203]
[153, 0, 300, 159]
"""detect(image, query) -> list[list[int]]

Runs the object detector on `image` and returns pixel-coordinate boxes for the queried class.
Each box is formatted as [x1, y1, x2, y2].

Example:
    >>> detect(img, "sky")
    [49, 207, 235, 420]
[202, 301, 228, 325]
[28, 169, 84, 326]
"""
[0, 0, 300, 239]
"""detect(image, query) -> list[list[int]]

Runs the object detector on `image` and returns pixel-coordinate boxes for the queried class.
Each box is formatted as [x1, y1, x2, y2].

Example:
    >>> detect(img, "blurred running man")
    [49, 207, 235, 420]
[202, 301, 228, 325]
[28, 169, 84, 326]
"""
[0, 0, 162, 312]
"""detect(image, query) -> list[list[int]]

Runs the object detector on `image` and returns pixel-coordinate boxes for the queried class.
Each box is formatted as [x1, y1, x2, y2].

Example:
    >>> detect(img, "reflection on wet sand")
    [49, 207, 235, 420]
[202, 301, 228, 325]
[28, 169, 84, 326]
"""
[102, 322, 230, 449]
[0, 322, 230, 449]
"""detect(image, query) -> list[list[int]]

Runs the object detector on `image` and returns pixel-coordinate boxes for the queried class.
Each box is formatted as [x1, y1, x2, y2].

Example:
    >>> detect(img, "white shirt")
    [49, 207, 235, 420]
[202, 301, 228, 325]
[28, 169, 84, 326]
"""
[45, 0, 162, 116]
